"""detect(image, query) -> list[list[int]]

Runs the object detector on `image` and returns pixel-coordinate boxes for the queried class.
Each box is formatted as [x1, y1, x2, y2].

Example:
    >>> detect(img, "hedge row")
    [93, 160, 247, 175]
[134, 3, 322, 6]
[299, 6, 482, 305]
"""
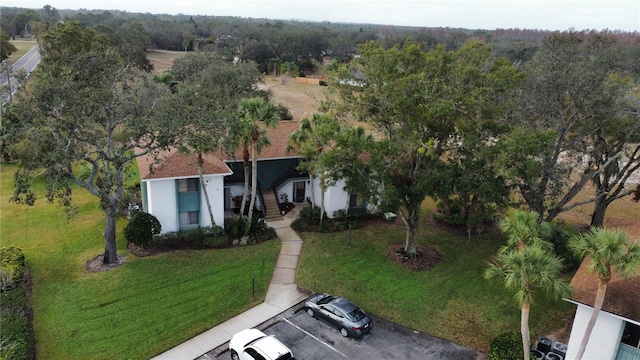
[0, 247, 30, 360]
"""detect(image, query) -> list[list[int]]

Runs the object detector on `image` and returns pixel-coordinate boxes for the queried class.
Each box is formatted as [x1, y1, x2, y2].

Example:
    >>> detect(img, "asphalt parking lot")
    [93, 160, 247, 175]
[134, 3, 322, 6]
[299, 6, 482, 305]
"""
[202, 305, 484, 360]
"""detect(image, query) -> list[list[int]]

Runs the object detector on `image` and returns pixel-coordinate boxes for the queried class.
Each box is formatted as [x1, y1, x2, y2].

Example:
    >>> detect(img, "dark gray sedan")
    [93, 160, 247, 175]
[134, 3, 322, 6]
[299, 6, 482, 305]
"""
[304, 293, 373, 338]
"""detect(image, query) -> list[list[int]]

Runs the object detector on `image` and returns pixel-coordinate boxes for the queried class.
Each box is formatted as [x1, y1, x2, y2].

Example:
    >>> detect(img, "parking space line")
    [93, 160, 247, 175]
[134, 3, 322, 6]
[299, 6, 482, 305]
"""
[278, 316, 348, 358]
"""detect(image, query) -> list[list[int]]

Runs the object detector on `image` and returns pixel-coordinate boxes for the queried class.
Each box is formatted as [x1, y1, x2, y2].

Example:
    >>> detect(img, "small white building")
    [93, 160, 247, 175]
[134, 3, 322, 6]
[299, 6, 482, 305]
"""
[138, 149, 232, 232]
[137, 121, 373, 234]
[564, 258, 640, 360]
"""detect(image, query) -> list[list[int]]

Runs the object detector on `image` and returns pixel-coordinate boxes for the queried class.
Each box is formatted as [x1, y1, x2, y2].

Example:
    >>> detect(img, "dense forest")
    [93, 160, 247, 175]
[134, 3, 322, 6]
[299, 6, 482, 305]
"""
[2, 5, 639, 76]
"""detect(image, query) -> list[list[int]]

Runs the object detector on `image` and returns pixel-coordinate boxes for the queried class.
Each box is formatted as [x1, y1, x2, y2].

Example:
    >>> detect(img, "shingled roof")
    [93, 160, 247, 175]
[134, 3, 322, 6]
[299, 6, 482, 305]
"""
[138, 148, 232, 180]
[138, 121, 303, 179]
[567, 218, 640, 323]
[223, 120, 301, 161]
[568, 258, 640, 323]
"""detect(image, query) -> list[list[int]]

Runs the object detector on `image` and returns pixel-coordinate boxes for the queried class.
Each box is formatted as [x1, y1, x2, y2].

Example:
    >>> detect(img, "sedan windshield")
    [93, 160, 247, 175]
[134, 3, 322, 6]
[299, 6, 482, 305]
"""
[317, 295, 335, 305]
[346, 308, 367, 322]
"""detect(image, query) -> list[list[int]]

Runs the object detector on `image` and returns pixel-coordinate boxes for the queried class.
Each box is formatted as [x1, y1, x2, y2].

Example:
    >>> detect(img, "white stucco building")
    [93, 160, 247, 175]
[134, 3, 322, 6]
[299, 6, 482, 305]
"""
[564, 257, 640, 360]
[136, 121, 373, 234]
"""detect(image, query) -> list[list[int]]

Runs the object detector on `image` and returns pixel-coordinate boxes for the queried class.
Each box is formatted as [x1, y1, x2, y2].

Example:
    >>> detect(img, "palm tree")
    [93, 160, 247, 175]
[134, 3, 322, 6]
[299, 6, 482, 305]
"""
[500, 209, 552, 251]
[279, 62, 298, 84]
[485, 245, 570, 360]
[486, 210, 570, 360]
[286, 113, 341, 225]
[267, 58, 280, 77]
[569, 227, 640, 360]
[236, 97, 280, 236]
[287, 117, 319, 213]
[225, 128, 253, 218]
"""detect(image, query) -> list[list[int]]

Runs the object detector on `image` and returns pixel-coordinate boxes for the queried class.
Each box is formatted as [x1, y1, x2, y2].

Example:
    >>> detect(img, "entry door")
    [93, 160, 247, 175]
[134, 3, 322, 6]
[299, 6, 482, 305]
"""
[224, 187, 231, 210]
[293, 181, 306, 203]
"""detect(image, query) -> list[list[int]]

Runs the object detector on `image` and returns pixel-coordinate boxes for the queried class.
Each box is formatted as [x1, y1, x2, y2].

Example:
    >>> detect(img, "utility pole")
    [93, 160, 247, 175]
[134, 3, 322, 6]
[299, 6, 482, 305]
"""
[2, 61, 13, 103]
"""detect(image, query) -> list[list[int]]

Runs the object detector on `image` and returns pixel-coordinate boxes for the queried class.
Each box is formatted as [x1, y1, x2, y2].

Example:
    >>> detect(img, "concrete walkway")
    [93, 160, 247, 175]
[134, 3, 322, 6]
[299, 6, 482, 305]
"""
[151, 207, 308, 360]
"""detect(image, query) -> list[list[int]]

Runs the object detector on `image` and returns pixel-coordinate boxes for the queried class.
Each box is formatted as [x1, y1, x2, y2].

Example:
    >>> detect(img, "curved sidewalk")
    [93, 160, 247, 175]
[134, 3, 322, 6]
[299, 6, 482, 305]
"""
[152, 208, 308, 360]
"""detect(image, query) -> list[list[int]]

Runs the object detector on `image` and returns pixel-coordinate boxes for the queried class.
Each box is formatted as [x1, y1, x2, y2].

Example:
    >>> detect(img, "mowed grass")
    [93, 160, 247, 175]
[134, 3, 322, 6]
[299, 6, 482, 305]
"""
[0, 163, 280, 360]
[147, 50, 188, 75]
[297, 205, 576, 353]
[7, 39, 38, 64]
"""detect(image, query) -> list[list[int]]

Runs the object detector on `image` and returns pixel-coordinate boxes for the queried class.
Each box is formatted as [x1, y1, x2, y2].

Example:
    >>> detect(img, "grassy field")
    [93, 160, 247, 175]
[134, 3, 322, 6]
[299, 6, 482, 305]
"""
[148, 50, 188, 75]
[7, 39, 38, 63]
[0, 162, 279, 359]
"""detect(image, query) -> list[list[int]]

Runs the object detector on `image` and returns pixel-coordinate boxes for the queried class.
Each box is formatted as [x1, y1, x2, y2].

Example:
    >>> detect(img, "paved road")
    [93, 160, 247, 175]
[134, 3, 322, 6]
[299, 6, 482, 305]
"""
[1, 44, 40, 105]
[202, 305, 485, 360]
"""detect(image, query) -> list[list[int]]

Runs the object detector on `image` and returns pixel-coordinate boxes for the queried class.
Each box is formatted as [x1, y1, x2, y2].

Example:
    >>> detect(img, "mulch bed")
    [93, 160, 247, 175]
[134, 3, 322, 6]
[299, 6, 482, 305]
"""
[85, 254, 127, 273]
[386, 243, 443, 271]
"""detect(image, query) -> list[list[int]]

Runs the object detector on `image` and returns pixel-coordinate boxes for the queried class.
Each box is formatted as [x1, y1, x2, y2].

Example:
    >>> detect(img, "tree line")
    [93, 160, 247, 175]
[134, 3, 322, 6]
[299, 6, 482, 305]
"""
[2, 5, 639, 74]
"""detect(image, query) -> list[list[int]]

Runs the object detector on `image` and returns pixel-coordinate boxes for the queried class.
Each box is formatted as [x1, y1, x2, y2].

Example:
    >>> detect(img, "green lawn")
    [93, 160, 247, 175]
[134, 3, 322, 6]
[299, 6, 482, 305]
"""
[296, 211, 576, 352]
[2, 157, 632, 357]
[7, 39, 38, 65]
[0, 163, 279, 359]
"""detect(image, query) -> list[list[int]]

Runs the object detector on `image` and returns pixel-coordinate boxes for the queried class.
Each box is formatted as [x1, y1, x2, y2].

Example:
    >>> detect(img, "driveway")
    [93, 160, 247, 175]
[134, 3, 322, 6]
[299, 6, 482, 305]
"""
[202, 305, 485, 360]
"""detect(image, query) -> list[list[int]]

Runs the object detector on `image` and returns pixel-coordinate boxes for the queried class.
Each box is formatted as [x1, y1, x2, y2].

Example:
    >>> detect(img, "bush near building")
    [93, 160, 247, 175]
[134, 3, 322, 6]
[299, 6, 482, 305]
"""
[0, 246, 31, 360]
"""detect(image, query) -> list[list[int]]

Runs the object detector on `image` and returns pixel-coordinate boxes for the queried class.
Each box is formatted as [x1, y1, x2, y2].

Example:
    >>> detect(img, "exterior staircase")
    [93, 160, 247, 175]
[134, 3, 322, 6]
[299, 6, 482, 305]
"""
[262, 191, 283, 222]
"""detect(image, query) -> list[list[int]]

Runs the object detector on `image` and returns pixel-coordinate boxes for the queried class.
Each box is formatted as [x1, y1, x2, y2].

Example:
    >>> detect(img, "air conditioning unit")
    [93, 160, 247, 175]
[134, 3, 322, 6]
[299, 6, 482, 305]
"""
[552, 341, 567, 358]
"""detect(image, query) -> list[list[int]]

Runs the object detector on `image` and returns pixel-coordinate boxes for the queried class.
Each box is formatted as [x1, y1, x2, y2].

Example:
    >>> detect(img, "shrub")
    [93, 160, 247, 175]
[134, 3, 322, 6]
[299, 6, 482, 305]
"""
[488, 331, 524, 360]
[177, 228, 205, 246]
[0, 247, 25, 290]
[152, 231, 181, 247]
[124, 212, 161, 248]
[225, 217, 246, 238]
[278, 104, 293, 120]
[202, 226, 228, 249]
[331, 209, 364, 231]
[299, 206, 324, 226]
[151, 225, 229, 249]
[250, 218, 276, 242]
[203, 236, 227, 249]
[432, 206, 464, 226]
[0, 248, 30, 360]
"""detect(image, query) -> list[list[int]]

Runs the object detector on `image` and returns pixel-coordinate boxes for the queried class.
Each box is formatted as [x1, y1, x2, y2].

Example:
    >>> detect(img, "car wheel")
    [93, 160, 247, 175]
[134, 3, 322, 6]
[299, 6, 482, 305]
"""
[230, 350, 239, 360]
[306, 308, 315, 318]
[340, 327, 349, 337]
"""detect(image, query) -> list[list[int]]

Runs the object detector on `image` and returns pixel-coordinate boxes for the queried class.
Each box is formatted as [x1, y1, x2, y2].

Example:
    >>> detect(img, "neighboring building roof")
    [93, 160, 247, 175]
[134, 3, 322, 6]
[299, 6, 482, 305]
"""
[137, 148, 232, 180]
[137, 121, 303, 179]
[568, 256, 640, 323]
[567, 218, 640, 323]
[224, 121, 301, 161]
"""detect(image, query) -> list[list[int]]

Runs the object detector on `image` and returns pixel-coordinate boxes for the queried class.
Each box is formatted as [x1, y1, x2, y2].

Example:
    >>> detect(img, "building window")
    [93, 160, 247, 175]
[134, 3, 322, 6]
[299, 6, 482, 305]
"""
[177, 178, 200, 229]
[178, 178, 198, 193]
[180, 211, 199, 226]
[349, 190, 364, 208]
[622, 322, 640, 349]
